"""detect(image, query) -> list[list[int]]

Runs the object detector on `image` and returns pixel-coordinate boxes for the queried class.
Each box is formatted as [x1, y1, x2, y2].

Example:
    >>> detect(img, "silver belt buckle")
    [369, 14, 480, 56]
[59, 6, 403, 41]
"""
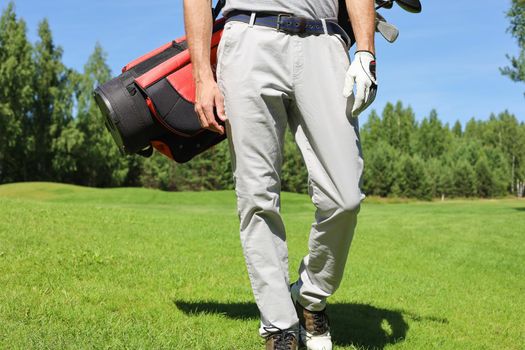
[276, 13, 293, 32]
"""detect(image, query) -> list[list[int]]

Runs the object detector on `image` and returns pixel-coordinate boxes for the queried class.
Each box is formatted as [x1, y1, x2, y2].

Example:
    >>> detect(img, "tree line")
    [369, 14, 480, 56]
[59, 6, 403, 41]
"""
[1, 3, 524, 199]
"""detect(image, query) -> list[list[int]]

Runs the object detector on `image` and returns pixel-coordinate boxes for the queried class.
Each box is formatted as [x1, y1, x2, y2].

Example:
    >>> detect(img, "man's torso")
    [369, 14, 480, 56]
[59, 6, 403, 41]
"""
[222, 0, 339, 20]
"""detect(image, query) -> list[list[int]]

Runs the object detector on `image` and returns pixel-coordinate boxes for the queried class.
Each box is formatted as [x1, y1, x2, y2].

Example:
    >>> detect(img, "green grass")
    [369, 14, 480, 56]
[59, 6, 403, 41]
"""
[0, 182, 524, 349]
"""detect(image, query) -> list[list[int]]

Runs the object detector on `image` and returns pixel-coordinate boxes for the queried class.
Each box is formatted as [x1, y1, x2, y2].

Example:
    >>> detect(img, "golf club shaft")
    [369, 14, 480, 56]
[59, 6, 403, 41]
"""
[375, 0, 394, 10]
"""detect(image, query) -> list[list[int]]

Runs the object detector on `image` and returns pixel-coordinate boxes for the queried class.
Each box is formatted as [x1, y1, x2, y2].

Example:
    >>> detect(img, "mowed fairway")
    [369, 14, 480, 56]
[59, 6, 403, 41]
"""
[0, 183, 523, 349]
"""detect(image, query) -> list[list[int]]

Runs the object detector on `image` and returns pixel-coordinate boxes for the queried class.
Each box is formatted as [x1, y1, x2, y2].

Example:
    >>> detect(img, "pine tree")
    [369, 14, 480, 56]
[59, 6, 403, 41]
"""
[518, 122, 525, 196]
[501, 0, 525, 95]
[449, 137, 482, 168]
[452, 120, 462, 137]
[424, 158, 440, 198]
[392, 154, 431, 200]
[414, 109, 449, 159]
[475, 153, 496, 198]
[452, 159, 477, 197]
[464, 117, 484, 140]
[31, 18, 73, 180]
[360, 109, 382, 148]
[380, 101, 416, 153]
[482, 111, 524, 195]
[139, 153, 177, 190]
[53, 44, 129, 186]
[362, 140, 399, 197]
[209, 139, 234, 190]
[434, 154, 455, 200]
[51, 119, 85, 182]
[484, 146, 512, 196]
[282, 128, 308, 194]
[438, 168, 455, 199]
[0, 2, 34, 182]
[170, 141, 233, 191]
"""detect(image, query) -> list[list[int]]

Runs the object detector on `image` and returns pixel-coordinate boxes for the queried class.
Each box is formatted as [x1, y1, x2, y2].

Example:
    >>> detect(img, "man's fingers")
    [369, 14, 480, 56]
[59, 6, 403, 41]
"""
[343, 74, 355, 98]
[195, 104, 209, 128]
[352, 81, 366, 114]
[363, 86, 371, 105]
[195, 81, 227, 134]
[203, 103, 224, 135]
[207, 121, 225, 134]
[207, 114, 225, 134]
[346, 51, 377, 117]
[215, 93, 227, 122]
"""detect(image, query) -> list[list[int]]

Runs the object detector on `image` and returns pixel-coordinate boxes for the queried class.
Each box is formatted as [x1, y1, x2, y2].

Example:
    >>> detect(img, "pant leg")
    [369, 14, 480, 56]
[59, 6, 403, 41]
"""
[288, 33, 365, 311]
[217, 21, 299, 336]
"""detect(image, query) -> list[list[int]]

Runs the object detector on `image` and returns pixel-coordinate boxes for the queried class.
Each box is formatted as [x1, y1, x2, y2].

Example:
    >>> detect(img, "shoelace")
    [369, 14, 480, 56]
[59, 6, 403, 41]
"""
[264, 326, 297, 350]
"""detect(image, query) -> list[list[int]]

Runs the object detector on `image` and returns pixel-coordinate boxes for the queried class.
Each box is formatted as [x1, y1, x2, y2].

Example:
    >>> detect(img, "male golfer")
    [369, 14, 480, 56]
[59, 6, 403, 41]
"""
[184, 0, 376, 348]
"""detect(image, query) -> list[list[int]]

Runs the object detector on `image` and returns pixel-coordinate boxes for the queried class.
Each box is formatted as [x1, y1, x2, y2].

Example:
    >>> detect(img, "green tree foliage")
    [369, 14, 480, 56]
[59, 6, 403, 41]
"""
[0, 3, 34, 182]
[0, 4, 523, 199]
[475, 154, 498, 198]
[139, 153, 177, 190]
[484, 146, 513, 196]
[452, 120, 462, 137]
[501, 0, 525, 94]
[360, 109, 382, 146]
[414, 109, 449, 159]
[483, 112, 524, 194]
[361, 141, 399, 197]
[424, 158, 440, 198]
[361, 104, 523, 199]
[392, 154, 431, 199]
[31, 19, 73, 180]
[53, 44, 130, 187]
[451, 160, 477, 197]
[464, 112, 524, 194]
[379, 101, 416, 154]
[282, 129, 308, 193]
[169, 141, 233, 191]
[437, 165, 455, 200]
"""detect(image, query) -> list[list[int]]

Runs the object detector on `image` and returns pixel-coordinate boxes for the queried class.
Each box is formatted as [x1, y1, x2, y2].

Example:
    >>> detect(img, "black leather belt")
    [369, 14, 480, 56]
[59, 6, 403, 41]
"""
[225, 11, 351, 48]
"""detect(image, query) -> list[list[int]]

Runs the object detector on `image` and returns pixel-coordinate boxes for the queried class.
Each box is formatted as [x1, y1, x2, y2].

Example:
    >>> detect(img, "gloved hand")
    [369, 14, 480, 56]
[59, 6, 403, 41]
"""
[343, 50, 378, 118]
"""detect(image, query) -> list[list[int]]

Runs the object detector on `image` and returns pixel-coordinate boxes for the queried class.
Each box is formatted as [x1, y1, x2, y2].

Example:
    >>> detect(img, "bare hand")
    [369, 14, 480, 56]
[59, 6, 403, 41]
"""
[194, 78, 227, 135]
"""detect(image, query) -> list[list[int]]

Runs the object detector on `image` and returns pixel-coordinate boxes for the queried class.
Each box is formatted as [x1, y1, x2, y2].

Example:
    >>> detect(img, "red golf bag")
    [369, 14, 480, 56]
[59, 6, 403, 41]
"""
[94, 6, 226, 163]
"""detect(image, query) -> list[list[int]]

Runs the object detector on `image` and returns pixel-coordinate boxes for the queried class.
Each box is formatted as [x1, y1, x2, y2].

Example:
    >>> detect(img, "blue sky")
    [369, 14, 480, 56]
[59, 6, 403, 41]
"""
[5, 0, 525, 125]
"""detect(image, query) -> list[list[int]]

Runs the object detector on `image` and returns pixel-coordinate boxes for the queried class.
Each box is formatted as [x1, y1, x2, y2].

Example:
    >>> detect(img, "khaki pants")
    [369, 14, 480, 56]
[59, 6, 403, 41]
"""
[217, 20, 364, 337]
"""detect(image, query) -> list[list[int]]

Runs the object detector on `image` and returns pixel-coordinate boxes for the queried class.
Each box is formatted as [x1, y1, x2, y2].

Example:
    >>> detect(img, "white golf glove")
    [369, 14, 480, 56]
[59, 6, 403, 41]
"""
[343, 50, 378, 118]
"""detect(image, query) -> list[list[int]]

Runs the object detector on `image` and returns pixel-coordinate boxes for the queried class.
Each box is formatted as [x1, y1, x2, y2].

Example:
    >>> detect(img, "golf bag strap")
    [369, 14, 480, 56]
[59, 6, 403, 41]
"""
[212, 0, 226, 20]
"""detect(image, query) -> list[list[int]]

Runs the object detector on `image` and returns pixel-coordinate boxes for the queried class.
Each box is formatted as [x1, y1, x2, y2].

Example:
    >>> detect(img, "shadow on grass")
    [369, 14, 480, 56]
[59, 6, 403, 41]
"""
[513, 207, 525, 211]
[174, 300, 409, 349]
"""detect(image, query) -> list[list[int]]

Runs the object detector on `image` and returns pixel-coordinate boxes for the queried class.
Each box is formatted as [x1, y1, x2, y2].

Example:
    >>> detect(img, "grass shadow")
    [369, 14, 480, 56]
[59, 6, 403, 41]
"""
[513, 207, 525, 211]
[174, 300, 410, 349]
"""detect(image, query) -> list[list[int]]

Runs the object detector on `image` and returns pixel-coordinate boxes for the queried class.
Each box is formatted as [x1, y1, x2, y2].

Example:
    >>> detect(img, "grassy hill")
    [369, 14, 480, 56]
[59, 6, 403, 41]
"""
[0, 183, 523, 349]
